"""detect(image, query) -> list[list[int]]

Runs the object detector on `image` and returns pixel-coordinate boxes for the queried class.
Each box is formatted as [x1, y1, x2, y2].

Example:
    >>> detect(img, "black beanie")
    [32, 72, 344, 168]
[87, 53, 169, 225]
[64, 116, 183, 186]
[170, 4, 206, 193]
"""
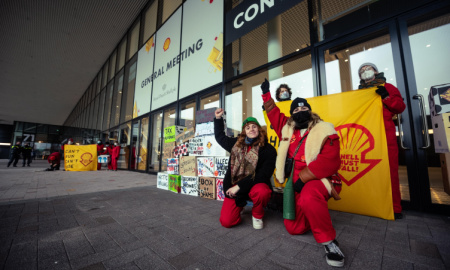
[290, 98, 311, 114]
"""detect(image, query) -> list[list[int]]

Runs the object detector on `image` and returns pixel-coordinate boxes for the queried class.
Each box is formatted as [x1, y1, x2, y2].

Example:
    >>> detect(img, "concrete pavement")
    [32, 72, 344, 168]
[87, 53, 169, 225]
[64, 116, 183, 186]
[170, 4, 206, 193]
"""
[0, 159, 449, 269]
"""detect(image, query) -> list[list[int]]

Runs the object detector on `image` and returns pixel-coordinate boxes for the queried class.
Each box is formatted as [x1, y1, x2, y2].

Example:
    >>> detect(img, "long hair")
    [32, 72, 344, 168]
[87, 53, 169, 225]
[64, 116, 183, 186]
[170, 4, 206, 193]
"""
[287, 111, 323, 130]
[235, 123, 268, 148]
[275, 84, 292, 101]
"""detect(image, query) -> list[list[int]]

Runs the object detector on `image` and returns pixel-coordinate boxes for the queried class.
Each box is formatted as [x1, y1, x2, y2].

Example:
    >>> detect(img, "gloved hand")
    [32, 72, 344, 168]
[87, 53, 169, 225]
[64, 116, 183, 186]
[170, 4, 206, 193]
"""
[375, 85, 389, 99]
[260, 78, 270, 94]
[293, 179, 305, 193]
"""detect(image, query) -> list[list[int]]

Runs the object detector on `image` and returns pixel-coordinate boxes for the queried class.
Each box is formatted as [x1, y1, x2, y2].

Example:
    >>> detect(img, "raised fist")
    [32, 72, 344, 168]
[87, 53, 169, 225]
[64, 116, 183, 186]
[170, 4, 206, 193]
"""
[260, 78, 270, 94]
[215, 108, 224, 119]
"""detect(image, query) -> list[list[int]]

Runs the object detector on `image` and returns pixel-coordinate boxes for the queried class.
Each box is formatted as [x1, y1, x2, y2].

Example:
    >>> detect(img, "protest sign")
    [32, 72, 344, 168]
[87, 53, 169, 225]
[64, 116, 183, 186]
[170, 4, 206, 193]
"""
[181, 176, 198, 196]
[203, 135, 226, 156]
[195, 122, 214, 136]
[199, 176, 216, 200]
[197, 157, 215, 177]
[179, 156, 197, 176]
[168, 174, 181, 193]
[157, 172, 169, 190]
[188, 137, 204, 156]
[216, 178, 224, 201]
[214, 157, 228, 178]
[167, 158, 179, 174]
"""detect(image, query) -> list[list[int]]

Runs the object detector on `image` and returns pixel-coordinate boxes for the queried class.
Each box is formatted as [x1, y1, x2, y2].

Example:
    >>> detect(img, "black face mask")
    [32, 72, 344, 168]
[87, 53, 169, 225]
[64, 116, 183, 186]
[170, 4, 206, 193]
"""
[292, 111, 311, 129]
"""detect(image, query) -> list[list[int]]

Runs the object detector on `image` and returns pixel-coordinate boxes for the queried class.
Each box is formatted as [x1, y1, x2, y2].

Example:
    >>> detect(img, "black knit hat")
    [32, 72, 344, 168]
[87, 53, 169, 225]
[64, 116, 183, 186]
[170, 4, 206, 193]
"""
[290, 98, 311, 114]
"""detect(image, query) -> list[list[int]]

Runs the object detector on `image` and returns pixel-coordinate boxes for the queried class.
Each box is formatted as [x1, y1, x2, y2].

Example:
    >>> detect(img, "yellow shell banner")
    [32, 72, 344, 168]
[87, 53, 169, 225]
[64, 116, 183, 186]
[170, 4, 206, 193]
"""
[64, 145, 98, 171]
[264, 88, 394, 220]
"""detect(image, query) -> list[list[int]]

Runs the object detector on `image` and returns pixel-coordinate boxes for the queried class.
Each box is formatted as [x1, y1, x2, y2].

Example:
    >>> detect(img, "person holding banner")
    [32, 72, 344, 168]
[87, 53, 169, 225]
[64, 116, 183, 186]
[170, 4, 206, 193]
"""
[101, 142, 113, 170]
[96, 140, 104, 170]
[61, 138, 74, 152]
[214, 108, 277, 230]
[261, 79, 344, 268]
[358, 63, 406, 220]
[111, 141, 121, 171]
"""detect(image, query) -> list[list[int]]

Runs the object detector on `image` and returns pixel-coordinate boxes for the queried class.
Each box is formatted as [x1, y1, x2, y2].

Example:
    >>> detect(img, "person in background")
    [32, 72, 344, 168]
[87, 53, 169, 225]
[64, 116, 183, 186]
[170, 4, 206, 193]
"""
[7, 141, 22, 167]
[61, 138, 74, 152]
[358, 62, 406, 220]
[261, 78, 344, 267]
[101, 141, 113, 171]
[214, 108, 277, 230]
[275, 83, 293, 102]
[46, 152, 61, 171]
[22, 143, 33, 167]
[96, 140, 104, 170]
[111, 141, 121, 171]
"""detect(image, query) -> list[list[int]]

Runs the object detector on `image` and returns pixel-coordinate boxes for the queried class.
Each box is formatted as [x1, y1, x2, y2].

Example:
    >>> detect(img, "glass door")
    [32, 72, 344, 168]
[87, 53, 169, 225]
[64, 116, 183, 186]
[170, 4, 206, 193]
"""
[399, 11, 450, 210]
[131, 120, 140, 170]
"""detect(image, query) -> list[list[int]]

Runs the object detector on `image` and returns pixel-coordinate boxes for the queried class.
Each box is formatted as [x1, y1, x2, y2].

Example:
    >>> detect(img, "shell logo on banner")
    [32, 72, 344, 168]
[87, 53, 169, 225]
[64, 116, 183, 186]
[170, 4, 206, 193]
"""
[80, 152, 94, 167]
[336, 123, 381, 186]
[163, 38, 171, 51]
[145, 36, 155, 53]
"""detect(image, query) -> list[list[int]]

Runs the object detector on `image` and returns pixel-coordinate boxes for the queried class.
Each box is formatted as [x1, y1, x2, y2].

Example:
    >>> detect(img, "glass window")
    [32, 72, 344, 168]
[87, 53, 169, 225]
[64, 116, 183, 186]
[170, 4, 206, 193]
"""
[161, 107, 176, 171]
[149, 112, 162, 173]
[229, 1, 309, 78]
[226, 56, 313, 137]
[137, 117, 149, 171]
[131, 121, 139, 170]
[111, 72, 124, 128]
[128, 21, 140, 60]
[118, 38, 127, 71]
[103, 82, 114, 131]
[92, 95, 99, 131]
[324, 30, 396, 94]
[200, 91, 220, 110]
[118, 122, 131, 169]
[408, 14, 450, 206]
[142, 1, 158, 45]
[96, 72, 102, 94]
[102, 62, 109, 88]
[120, 60, 137, 123]
[161, 0, 182, 24]
[180, 100, 196, 131]
[109, 50, 117, 80]
[36, 124, 48, 134]
[98, 89, 106, 131]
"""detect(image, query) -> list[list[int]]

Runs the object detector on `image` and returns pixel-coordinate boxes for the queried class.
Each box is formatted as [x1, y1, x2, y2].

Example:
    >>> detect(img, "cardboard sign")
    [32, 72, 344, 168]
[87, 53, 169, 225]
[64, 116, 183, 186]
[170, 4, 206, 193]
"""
[162, 142, 175, 170]
[188, 137, 204, 156]
[195, 122, 214, 136]
[214, 157, 229, 178]
[98, 155, 109, 164]
[181, 176, 198, 196]
[216, 178, 225, 201]
[168, 174, 181, 193]
[197, 157, 215, 177]
[157, 172, 169, 190]
[196, 107, 217, 124]
[167, 158, 179, 174]
[173, 142, 189, 158]
[164, 125, 186, 143]
[198, 176, 216, 200]
[203, 135, 226, 156]
[176, 127, 195, 144]
[179, 156, 197, 176]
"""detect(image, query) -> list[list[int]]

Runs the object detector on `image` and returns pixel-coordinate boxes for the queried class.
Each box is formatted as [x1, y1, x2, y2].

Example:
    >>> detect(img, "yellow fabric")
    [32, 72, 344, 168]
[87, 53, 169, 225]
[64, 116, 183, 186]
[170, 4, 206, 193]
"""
[264, 88, 394, 220]
[64, 145, 98, 171]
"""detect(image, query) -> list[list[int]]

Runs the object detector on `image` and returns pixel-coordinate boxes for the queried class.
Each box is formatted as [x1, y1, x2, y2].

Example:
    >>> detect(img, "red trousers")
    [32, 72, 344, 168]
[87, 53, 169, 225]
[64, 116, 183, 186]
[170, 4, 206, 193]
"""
[386, 124, 402, 213]
[284, 180, 341, 244]
[111, 157, 118, 170]
[220, 183, 272, 228]
[97, 162, 102, 170]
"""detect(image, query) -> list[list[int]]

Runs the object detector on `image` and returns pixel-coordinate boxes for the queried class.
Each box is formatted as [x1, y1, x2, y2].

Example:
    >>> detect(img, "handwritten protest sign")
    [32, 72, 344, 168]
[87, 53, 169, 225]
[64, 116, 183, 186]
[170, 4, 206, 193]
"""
[173, 142, 189, 158]
[216, 178, 224, 201]
[179, 156, 197, 176]
[196, 107, 217, 124]
[162, 142, 175, 171]
[167, 158, 179, 174]
[188, 137, 203, 156]
[199, 176, 216, 200]
[157, 172, 169, 190]
[176, 127, 195, 144]
[168, 174, 181, 193]
[197, 157, 215, 177]
[214, 157, 229, 178]
[195, 122, 214, 136]
[181, 176, 198, 196]
[203, 135, 226, 156]
[164, 125, 186, 143]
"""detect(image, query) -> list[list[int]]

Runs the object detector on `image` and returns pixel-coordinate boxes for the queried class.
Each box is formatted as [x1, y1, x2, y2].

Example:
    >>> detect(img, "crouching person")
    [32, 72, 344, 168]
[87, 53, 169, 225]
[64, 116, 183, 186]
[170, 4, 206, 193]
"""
[214, 108, 276, 230]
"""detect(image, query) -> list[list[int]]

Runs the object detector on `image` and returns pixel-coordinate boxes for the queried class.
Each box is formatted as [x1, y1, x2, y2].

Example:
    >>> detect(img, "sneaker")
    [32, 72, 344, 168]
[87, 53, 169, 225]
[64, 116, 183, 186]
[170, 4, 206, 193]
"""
[324, 240, 344, 267]
[252, 216, 263, 230]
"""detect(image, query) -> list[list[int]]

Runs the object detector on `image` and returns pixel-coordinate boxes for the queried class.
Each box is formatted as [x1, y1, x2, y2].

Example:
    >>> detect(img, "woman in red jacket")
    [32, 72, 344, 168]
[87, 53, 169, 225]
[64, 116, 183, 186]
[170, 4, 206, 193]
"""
[358, 63, 406, 219]
[261, 79, 344, 268]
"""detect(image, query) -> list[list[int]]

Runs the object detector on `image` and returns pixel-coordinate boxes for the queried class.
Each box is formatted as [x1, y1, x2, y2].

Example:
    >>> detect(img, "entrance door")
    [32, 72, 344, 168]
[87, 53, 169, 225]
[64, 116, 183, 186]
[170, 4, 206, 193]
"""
[317, 17, 450, 214]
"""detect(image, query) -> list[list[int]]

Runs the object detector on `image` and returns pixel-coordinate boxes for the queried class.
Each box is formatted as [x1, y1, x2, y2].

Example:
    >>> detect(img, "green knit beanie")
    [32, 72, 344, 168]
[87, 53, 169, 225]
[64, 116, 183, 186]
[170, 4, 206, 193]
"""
[242, 117, 260, 128]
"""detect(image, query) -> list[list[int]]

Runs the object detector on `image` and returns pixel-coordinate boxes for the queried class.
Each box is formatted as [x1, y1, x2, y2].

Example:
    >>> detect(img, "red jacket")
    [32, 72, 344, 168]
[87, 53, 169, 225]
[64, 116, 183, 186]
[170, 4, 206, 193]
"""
[381, 83, 406, 146]
[112, 145, 121, 159]
[48, 152, 61, 164]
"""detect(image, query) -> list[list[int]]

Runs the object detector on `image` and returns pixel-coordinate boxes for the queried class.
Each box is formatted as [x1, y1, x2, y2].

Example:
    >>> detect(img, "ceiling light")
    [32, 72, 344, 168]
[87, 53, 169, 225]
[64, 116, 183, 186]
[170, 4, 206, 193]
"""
[344, 59, 348, 62]
[296, 49, 300, 51]
[345, 49, 349, 52]
[368, 48, 372, 51]
[426, 44, 431, 47]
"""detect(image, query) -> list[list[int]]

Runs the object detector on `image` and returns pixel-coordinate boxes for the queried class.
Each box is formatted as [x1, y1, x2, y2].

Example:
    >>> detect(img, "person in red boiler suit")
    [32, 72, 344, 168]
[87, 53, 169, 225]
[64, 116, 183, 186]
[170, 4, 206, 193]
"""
[111, 142, 121, 171]
[100, 142, 114, 170]
[46, 152, 61, 171]
[358, 63, 406, 220]
[96, 140, 104, 170]
[261, 78, 344, 268]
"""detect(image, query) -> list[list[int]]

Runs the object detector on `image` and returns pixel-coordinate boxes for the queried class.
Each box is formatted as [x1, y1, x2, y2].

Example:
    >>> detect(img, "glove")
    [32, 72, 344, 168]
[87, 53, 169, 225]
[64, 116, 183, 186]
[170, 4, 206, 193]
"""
[375, 85, 389, 99]
[260, 78, 270, 94]
[293, 179, 305, 193]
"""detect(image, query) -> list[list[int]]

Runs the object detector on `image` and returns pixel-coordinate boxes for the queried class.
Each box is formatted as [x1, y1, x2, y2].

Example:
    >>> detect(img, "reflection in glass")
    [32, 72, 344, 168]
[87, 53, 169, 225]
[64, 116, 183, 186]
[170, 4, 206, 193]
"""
[131, 121, 139, 170]
[118, 123, 131, 169]
[138, 117, 149, 171]
[161, 107, 176, 171]
[200, 91, 219, 110]
[121, 61, 137, 123]
[180, 100, 196, 131]
[149, 112, 162, 172]
[409, 15, 450, 205]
